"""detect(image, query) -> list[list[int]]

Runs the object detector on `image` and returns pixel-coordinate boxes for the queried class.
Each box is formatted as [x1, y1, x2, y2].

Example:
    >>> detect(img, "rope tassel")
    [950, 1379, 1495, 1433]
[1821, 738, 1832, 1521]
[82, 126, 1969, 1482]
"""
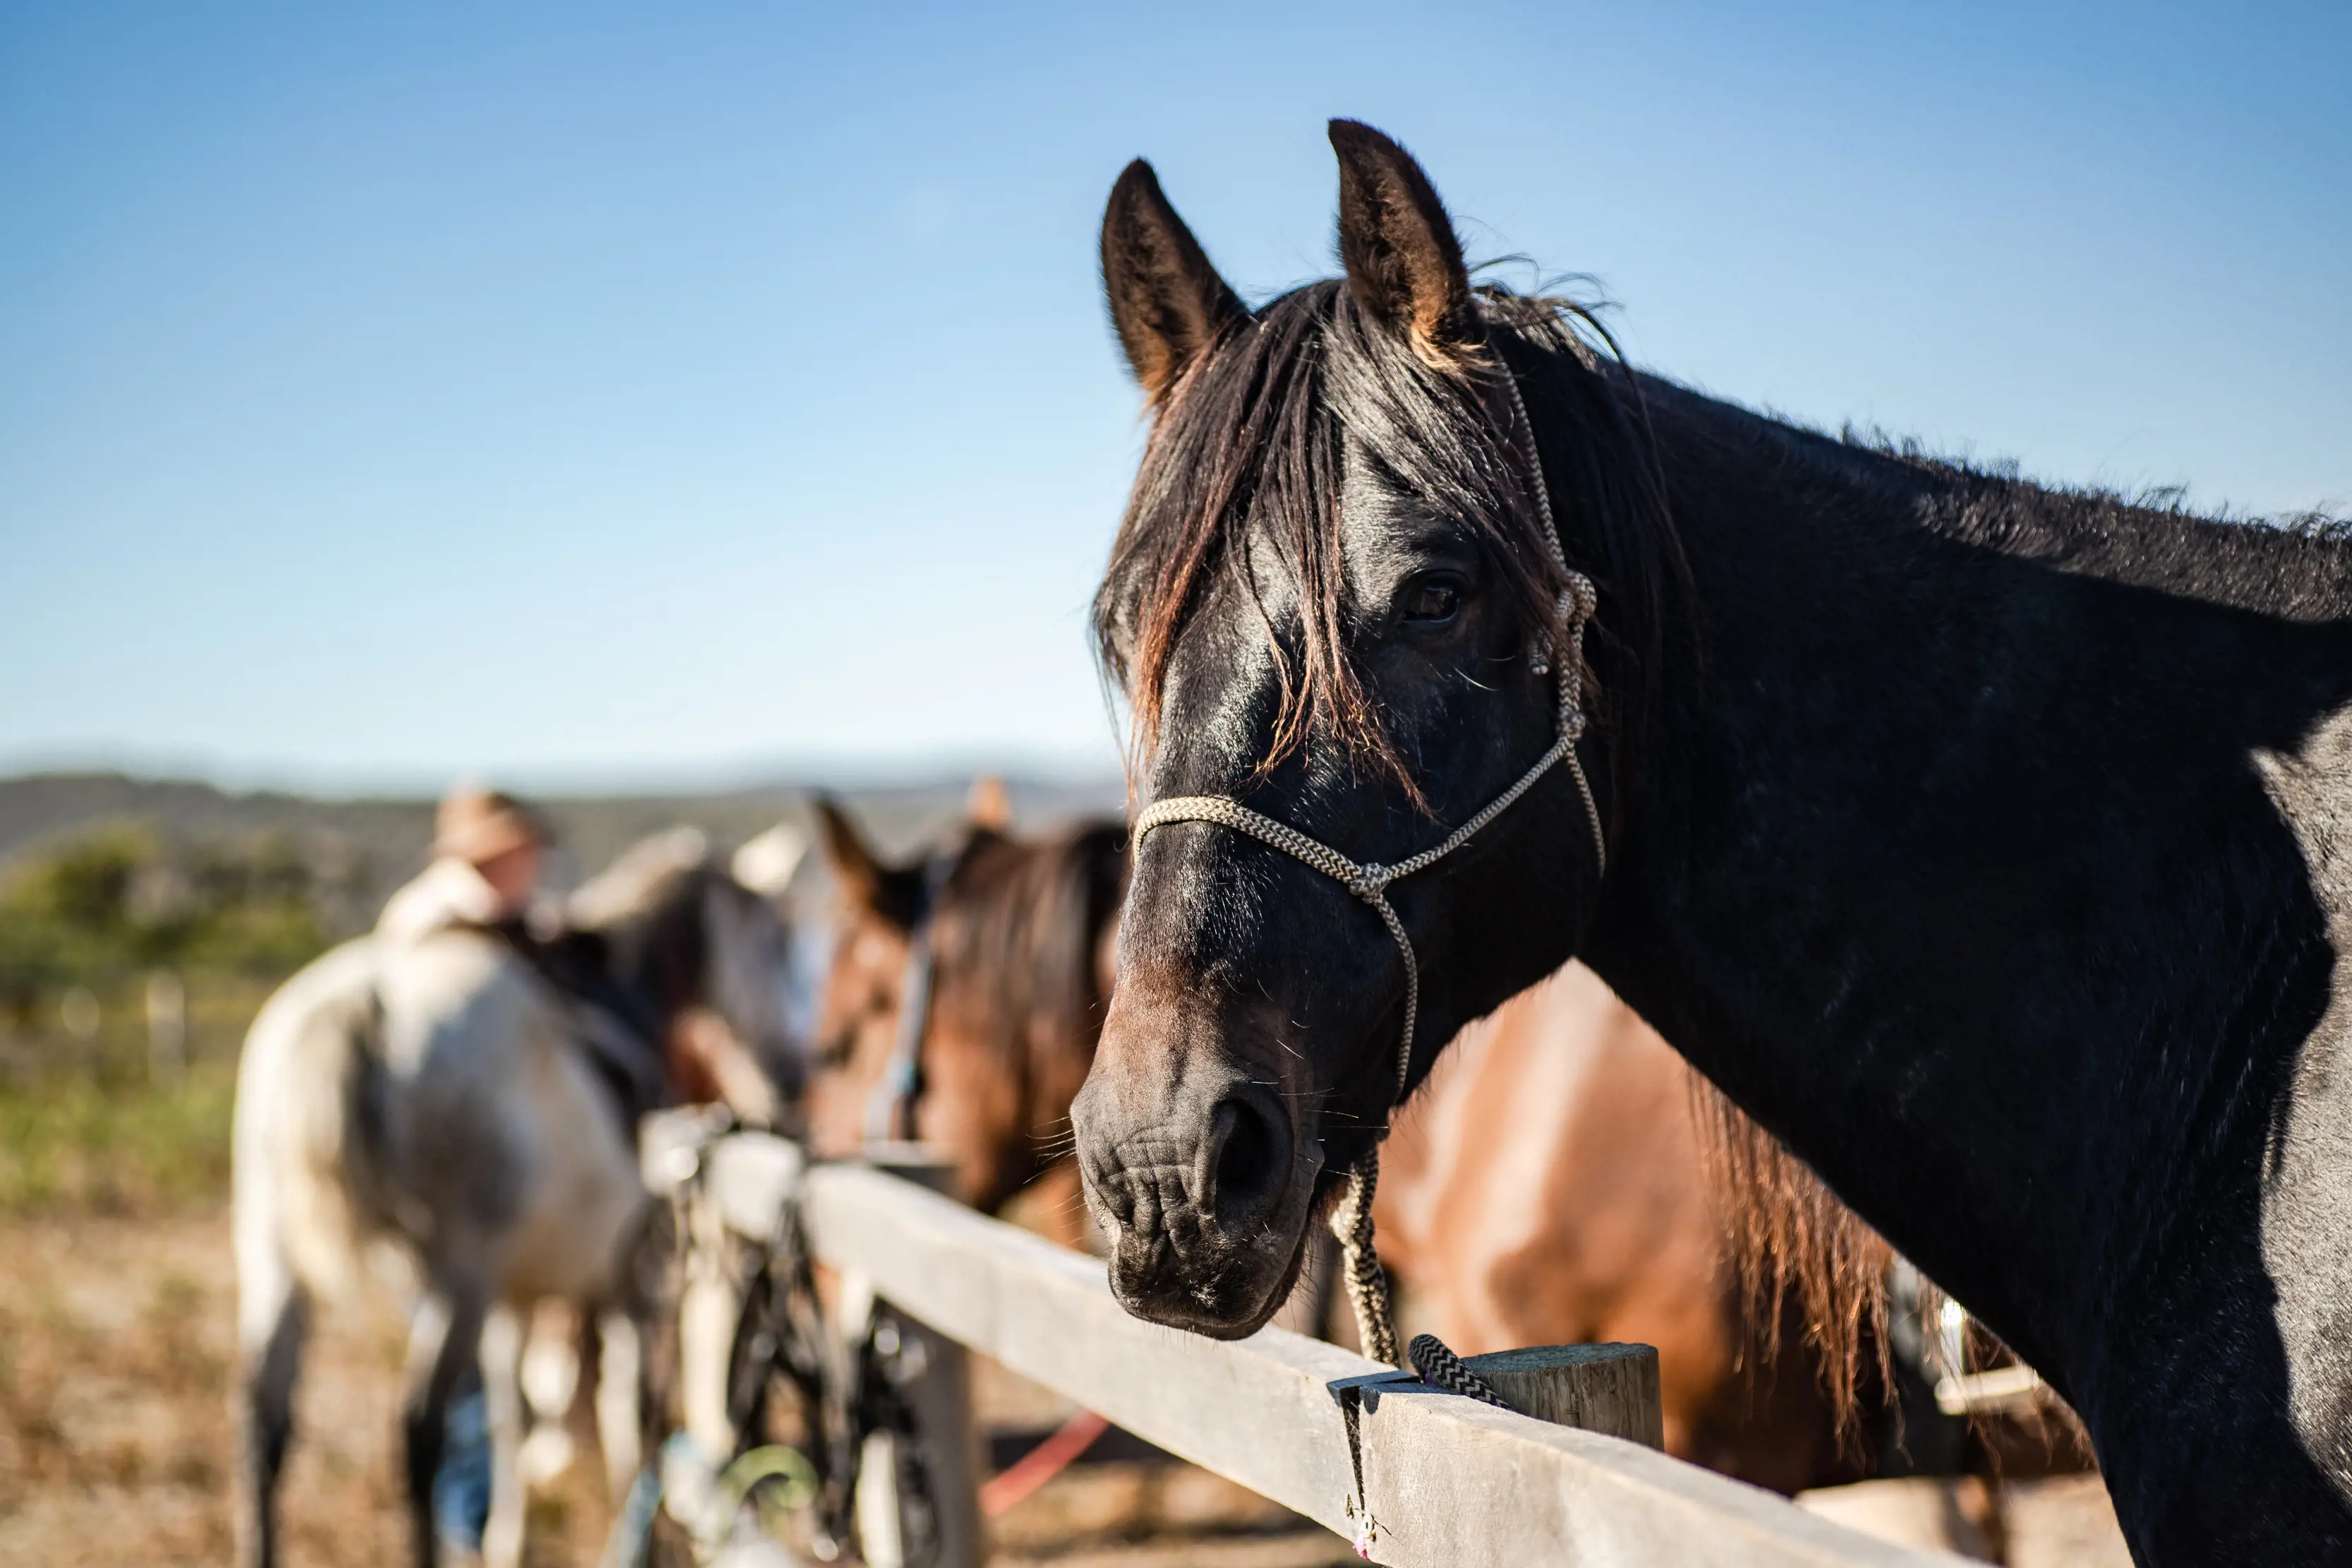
[1407, 1334, 1510, 1408]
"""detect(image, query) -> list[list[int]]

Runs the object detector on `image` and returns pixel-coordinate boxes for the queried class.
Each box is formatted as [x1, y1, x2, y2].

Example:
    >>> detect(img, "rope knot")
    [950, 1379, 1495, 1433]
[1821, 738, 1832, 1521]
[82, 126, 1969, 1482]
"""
[1565, 571, 1596, 624]
[1347, 863, 1387, 897]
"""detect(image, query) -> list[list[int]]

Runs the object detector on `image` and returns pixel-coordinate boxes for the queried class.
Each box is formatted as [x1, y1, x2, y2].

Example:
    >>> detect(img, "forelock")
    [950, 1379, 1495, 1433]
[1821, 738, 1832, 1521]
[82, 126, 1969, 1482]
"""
[1094, 280, 1565, 796]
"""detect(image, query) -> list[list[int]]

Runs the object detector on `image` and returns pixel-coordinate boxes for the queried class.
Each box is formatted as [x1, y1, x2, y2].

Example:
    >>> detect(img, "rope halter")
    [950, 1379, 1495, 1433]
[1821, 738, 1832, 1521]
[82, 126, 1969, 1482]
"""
[1128, 363, 1605, 1366]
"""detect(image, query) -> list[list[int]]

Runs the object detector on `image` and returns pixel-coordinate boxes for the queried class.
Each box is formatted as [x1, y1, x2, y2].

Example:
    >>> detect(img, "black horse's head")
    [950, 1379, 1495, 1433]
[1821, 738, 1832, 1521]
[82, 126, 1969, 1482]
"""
[1071, 121, 1677, 1337]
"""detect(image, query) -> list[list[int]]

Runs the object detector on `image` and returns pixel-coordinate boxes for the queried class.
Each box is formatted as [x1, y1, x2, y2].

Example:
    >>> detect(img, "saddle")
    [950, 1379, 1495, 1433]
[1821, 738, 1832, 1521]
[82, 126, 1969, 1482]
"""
[472, 917, 675, 1135]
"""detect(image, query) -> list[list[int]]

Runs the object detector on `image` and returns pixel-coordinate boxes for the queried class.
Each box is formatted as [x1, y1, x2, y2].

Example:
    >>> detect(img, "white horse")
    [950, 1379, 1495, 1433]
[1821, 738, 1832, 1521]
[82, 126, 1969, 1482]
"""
[232, 827, 800, 1568]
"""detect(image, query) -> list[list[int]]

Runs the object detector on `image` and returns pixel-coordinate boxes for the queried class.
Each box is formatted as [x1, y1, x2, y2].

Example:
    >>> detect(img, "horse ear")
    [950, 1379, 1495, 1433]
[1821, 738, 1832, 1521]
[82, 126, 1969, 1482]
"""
[965, 774, 1012, 832]
[812, 796, 883, 912]
[1329, 119, 1474, 352]
[1102, 159, 1247, 405]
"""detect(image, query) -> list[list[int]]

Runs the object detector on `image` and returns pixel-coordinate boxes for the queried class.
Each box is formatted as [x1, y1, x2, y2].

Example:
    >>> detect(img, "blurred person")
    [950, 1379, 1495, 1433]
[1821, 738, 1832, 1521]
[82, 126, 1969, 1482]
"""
[378, 786, 553, 945]
[378, 785, 553, 1557]
[239, 793, 799, 1566]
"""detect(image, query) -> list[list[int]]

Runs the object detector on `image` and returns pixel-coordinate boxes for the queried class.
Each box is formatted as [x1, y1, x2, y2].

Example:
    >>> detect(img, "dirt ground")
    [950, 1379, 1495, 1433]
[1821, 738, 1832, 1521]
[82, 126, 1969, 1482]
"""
[2, 1211, 407, 1567]
[0, 1212, 624, 1567]
[0, 1211, 1351, 1567]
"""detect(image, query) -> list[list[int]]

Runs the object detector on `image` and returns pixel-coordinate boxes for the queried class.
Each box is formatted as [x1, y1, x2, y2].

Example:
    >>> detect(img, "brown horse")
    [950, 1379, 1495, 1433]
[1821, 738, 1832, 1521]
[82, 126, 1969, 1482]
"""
[805, 799, 1123, 1248]
[802, 799, 2036, 1495]
[1374, 962, 1859, 1492]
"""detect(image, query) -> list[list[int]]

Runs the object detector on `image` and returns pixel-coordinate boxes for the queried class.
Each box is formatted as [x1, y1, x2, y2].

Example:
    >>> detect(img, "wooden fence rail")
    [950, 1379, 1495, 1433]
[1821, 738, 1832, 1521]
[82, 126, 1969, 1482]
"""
[798, 1156, 1968, 1568]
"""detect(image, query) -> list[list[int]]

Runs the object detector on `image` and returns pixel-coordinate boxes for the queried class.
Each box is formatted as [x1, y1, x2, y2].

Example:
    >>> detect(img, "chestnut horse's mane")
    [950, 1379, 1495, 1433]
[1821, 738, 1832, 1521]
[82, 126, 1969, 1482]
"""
[1693, 1084, 1906, 1432]
[929, 822, 1128, 1083]
[1697, 1084, 2089, 1458]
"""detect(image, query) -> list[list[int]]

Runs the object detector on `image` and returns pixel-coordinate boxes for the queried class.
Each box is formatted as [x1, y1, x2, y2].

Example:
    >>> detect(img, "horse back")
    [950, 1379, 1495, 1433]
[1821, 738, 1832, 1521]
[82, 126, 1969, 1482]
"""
[1379, 964, 1719, 1346]
[237, 932, 646, 1308]
[371, 933, 648, 1301]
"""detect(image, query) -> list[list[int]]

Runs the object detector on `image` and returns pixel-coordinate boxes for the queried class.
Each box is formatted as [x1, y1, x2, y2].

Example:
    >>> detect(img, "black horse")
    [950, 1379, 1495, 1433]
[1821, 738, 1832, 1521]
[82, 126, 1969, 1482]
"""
[1069, 120, 2352, 1565]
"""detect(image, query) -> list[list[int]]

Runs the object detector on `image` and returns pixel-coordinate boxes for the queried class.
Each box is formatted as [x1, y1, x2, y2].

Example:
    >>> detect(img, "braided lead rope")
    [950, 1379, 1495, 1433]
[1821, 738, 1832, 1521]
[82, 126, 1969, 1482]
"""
[1129, 358, 1603, 1367]
[1327, 1137, 1397, 1367]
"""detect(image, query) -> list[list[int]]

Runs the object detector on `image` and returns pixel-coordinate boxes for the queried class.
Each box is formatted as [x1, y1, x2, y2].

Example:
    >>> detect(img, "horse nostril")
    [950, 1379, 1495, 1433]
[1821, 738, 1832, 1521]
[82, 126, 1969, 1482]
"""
[1205, 1088, 1289, 1232]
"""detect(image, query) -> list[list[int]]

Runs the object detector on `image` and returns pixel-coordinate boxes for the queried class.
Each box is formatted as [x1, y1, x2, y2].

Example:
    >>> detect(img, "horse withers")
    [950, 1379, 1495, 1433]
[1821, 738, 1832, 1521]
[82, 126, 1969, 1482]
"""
[1072, 121, 2352, 1564]
[231, 827, 796, 1568]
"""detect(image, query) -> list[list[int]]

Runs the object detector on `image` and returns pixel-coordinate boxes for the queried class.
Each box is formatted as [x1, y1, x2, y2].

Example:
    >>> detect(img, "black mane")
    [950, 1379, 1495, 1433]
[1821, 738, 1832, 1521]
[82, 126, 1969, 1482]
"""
[1661, 378, 2351, 622]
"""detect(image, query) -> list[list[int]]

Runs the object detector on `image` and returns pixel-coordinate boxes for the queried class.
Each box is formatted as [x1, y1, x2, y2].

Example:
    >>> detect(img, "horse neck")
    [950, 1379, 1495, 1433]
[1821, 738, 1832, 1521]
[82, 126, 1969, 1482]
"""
[1577, 385, 2352, 1419]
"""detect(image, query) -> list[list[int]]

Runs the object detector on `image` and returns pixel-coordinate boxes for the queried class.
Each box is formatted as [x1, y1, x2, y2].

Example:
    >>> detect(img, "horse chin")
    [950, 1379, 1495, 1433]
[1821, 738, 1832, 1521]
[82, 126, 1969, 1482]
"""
[1097, 1161, 1320, 1340]
[1104, 1213, 1313, 1341]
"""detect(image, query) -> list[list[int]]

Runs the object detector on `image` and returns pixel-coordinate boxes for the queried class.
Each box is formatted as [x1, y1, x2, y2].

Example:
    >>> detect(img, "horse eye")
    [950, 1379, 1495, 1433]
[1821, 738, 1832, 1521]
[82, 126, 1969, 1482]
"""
[1400, 577, 1462, 625]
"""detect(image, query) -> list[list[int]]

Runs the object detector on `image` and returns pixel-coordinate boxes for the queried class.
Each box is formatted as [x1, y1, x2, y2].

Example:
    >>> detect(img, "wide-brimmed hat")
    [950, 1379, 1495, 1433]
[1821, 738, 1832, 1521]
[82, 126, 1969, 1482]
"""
[433, 786, 551, 864]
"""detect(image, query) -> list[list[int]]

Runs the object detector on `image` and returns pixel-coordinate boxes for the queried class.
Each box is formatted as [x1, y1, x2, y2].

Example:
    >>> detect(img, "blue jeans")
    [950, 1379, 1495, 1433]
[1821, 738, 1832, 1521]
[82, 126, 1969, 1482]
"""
[433, 1388, 492, 1552]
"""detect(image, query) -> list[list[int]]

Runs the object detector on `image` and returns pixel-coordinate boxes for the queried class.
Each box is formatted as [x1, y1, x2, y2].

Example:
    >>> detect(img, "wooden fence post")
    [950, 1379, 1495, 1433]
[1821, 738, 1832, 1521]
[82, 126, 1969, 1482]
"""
[145, 969, 186, 1085]
[847, 1144, 983, 1568]
[1458, 1343, 1666, 1449]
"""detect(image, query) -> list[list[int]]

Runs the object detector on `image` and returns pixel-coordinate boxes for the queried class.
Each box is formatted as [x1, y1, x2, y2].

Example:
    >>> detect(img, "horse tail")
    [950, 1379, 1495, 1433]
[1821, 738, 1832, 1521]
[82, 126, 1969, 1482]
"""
[333, 982, 398, 1240]
[237, 941, 402, 1306]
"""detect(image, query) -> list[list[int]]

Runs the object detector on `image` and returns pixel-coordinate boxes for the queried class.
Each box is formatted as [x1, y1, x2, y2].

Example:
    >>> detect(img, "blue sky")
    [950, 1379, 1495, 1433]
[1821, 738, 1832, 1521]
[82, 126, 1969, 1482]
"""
[4, 1, 2346, 792]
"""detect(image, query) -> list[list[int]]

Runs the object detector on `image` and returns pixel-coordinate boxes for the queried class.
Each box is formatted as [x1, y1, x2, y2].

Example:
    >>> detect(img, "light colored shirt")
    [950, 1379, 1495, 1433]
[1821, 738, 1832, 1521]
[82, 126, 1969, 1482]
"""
[375, 856, 508, 947]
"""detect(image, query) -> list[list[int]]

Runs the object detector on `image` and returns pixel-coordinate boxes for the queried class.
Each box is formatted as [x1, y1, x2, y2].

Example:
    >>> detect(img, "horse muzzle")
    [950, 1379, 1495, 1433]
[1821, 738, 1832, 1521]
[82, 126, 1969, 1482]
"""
[1072, 1031, 1320, 1339]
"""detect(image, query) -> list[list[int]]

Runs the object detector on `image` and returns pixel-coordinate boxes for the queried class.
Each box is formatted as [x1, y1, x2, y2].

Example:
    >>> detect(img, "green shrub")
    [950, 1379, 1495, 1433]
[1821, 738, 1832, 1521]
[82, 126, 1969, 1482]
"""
[0, 825, 298, 1213]
[0, 820, 330, 1000]
[0, 1063, 237, 1216]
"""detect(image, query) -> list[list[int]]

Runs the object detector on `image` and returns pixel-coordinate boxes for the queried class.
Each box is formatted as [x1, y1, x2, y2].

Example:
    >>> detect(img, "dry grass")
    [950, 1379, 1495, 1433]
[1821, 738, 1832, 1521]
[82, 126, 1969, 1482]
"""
[0, 1212, 614, 1568]
[991, 1461, 1349, 1567]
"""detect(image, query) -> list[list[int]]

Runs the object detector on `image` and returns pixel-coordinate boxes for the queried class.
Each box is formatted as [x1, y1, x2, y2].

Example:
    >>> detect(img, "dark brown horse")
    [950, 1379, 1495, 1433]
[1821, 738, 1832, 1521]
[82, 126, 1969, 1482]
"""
[803, 800, 2071, 1497]
[1072, 121, 2352, 1564]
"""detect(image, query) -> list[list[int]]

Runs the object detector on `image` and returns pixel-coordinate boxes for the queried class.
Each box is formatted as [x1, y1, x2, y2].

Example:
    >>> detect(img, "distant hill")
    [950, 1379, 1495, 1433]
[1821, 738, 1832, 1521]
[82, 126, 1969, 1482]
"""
[0, 771, 1127, 935]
